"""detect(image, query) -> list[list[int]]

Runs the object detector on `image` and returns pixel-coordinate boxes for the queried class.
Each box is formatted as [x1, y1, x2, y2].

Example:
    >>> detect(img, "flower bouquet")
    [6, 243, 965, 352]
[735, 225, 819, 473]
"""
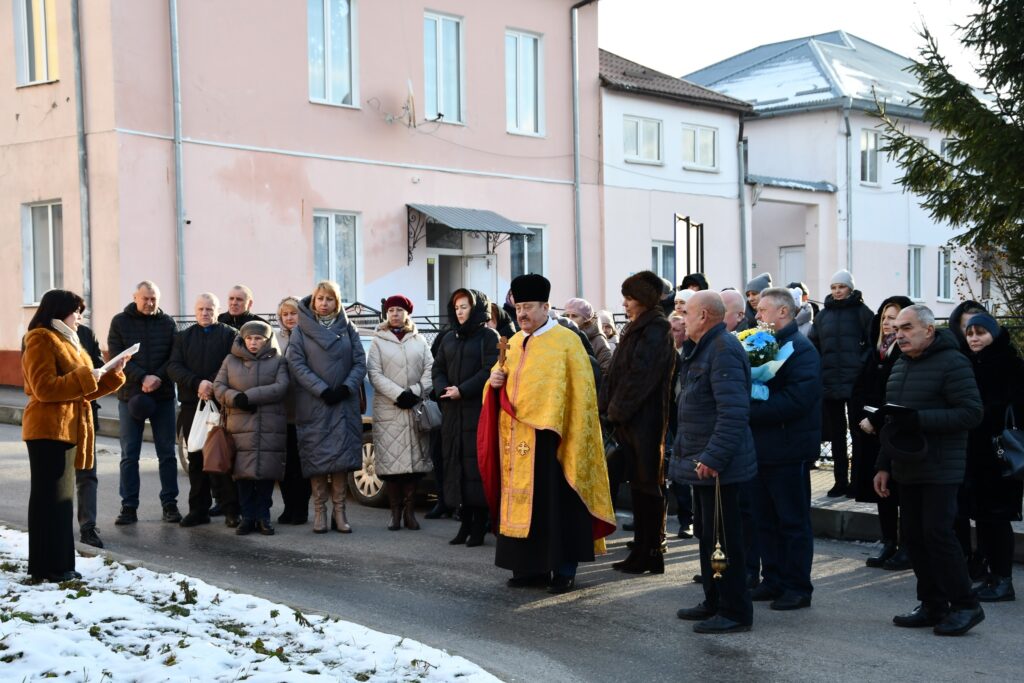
[735, 324, 794, 400]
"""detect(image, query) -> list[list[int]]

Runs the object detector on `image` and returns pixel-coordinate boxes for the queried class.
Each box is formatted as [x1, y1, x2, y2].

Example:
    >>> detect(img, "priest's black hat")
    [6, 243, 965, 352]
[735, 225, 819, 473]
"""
[510, 274, 551, 303]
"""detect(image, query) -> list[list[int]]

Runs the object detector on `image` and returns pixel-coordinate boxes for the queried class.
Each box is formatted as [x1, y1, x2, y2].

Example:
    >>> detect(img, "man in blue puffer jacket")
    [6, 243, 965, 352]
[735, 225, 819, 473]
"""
[673, 291, 757, 634]
[749, 288, 822, 611]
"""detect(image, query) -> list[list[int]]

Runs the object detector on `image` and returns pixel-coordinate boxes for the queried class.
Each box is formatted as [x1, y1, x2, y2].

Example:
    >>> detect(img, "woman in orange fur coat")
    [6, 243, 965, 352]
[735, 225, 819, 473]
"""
[21, 290, 128, 583]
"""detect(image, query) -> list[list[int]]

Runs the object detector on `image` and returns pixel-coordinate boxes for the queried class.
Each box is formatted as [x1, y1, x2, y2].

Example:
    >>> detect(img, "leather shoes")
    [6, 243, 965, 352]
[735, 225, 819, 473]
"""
[933, 605, 984, 636]
[750, 584, 782, 602]
[114, 506, 137, 526]
[424, 502, 452, 519]
[256, 520, 275, 536]
[865, 541, 898, 568]
[893, 604, 947, 628]
[507, 574, 550, 588]
[826, 483, 847, 498]
[179, 513, 211, 528]
[224, 514, 241, 529]
[693, 615, 751, 634]
[692, 574, 703, 584]
[882, 547, 912, 571]
[676, 602, 715, 621]
[770, 593, 811, 611]
[79, 527, 104, 548]
[235, 519, 256, 536]
[977, 577, 1015, 602]
[548, 575, 575, 594]
[677, 525, 693, 539]
[162, 503, 182, 523]
[43, 570, 83, 583]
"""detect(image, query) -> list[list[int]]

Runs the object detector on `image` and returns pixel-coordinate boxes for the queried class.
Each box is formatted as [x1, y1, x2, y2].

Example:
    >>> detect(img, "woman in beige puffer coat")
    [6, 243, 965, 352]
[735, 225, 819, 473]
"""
[214, 320, 290, 536]
[367, 295, 433, 531]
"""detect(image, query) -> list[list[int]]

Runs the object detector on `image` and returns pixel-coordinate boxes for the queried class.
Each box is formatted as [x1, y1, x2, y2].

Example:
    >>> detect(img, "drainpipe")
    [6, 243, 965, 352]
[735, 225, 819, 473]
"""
[169, 0, 186, 312]
[842, 99, 853, 272]
[570, 0, 598, 298]
[71, 0, 91, 313]
[736, 119, 748, 282]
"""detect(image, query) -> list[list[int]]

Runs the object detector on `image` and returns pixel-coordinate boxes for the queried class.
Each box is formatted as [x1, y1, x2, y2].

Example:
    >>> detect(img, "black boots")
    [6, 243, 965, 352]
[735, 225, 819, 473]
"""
[402, 482, 420, 530]
[450, 507, 472, 544]
[386, 482, 402, 531]
[613, 493, 666, 575]
[866, 541, 897, 568]
[450, 506, 487, 546]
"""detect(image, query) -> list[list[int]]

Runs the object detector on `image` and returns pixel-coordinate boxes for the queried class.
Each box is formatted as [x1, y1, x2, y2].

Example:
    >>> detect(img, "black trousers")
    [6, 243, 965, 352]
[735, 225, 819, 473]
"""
[878, 485, 901, 543]
[186, 450, 238, 517]
[278, 424, 310, 516]
[823, 398, 854, 485]
[900, 483, 977, 611]
[693, 482, 753, 625]
[976, 520, 1015, 578]
[751, 462, 814, 598]
[27, 439, 76, 580]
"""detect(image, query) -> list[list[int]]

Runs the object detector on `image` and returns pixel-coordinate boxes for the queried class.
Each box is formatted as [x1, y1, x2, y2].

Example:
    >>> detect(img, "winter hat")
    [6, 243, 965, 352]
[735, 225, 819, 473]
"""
[660, 278, 674, 297]
[965, 313, 1001, 339]
[510, 274, 551, 303]
[563, 297, 594, 321]
[745, 272, 772, 295]
[384, 294, 414, 314]
[789, 288, 806, 310]
[621, 271, 664, 310]
[681, 273, 709, 291]
[787, 281, 808, 297]
[675, 289, 695, 302]
[239, 320, 273, 339]
[830, 269, 855, 290]
[127, 393, 157, 421]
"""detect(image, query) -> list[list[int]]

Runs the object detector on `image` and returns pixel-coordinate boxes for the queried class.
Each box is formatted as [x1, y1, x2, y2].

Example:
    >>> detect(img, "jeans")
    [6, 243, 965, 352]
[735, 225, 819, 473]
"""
[751, 462, 814, 597]
[118, 398, 179, 509]
[694, 482, 753, 625]
[670, 481, 693, 527]
[237, 480, 274, 522]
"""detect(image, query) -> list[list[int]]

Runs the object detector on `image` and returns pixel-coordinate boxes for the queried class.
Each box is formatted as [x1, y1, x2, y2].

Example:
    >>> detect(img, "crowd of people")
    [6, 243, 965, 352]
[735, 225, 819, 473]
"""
[19, 267, 1021, 637]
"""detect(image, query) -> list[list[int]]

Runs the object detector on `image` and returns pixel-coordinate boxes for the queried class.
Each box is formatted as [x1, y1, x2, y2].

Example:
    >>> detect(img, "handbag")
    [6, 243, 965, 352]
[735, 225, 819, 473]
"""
[414, 397, 443, 432]
[993, 406, 1024, 481]
[202, 421, 236, 475]
[186, 399, 220, 452]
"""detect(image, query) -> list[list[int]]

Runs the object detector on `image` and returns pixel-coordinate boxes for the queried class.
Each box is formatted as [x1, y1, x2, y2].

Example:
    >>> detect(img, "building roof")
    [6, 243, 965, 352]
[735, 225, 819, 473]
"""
[746, 174, 837, 193]
[684, 31, 924, 117]
[599, 49, 752, 113]
[407, 204, 532, 236]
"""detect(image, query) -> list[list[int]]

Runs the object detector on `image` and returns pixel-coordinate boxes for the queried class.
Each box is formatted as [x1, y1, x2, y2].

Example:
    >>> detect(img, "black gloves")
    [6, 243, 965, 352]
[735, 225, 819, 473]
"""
[234, 393, 257, 413]
[321, 385, 351, 405]
[395, 390, 419, 410]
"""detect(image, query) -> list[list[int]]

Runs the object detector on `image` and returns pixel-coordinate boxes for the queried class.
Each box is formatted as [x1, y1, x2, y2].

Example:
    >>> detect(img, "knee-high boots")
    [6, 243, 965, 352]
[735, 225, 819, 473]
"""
[402, 481, 420, 530]
[310, 476, 329, 534]
[329, 473, 352, 533]
[386, 481, 402, 531]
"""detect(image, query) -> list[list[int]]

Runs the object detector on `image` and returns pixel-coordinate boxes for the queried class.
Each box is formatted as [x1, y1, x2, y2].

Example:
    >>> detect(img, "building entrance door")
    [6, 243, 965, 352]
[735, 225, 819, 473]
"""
[779, 245, 806, 287]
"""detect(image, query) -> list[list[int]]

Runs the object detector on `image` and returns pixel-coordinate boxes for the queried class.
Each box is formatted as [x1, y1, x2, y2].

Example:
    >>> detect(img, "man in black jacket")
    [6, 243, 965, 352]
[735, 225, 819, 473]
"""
[108, 281, 181, 525]
[218, 284, 266, 329]
[874, 304, 984, 636]
[749, 288, 822, 611]
[167, 293, 240, 528]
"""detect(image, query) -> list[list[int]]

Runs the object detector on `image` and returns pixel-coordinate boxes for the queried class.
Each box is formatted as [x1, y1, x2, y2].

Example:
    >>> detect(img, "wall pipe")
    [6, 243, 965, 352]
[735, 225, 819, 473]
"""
[71, 0, 91, 313]
[736, 119, 748, 282]
[842, 98, 853, 272]
[570, 0, 598, 298]
[169, 0, 186, 313]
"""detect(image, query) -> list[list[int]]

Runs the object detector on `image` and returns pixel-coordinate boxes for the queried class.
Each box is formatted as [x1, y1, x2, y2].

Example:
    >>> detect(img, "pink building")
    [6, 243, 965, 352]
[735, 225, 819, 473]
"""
[1, 0, 602, 383]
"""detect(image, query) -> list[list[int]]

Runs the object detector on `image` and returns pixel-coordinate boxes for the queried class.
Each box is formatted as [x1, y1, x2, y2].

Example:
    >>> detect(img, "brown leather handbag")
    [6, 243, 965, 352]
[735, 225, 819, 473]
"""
[202, 423, 236, 475]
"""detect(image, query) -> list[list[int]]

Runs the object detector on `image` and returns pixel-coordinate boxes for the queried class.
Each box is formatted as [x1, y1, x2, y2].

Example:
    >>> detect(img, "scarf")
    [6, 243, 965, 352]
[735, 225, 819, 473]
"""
[879, 331, 897, 360]
[317, 313, 338, 328]
[51, 319, 81, 350]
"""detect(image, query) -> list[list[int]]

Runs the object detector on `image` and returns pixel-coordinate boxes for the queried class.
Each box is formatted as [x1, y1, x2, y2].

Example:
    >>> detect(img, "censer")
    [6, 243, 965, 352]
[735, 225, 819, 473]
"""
[711, 476, 729, 579]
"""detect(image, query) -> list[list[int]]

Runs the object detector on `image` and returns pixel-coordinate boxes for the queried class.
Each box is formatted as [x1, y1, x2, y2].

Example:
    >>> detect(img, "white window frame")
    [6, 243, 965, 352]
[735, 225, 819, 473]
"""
[680, 123, 718, 171]
[651, 241, 675, 281]
[623, 115, 662, 165]
[860, 129, 879, 184]
[423, 12, 465, 124]
[505, 29, 543, 136]
[510, 224, 547, 278]
[907, 245, 923, 300]
[937, 247, 953, 301]
[21, 200, 63, 305]
[941, 138, 957, 162]
[307, 0, 359, 107]
[13, 0, 57, 86]
[312, 210, 361, 304]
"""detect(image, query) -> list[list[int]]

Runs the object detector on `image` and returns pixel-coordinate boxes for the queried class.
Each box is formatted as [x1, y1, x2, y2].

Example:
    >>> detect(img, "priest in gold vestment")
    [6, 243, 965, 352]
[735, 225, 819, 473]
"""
[478, 274, 616, 594]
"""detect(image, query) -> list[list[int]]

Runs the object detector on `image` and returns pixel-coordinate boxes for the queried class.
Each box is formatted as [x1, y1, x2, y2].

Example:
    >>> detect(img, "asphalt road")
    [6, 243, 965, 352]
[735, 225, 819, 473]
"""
[1, 424, 1020, 682]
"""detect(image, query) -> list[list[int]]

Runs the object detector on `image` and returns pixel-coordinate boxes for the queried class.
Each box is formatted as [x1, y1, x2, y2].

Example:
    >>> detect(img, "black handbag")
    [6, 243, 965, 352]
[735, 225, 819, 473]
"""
[993, 406, 1024, 481]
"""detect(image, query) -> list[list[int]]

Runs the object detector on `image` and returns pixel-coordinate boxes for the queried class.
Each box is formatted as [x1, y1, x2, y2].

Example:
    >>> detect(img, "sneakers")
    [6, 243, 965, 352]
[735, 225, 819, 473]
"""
[162, 504, 182, 524]
[79, 527, 104, 548]
[114, 506, 137, 525]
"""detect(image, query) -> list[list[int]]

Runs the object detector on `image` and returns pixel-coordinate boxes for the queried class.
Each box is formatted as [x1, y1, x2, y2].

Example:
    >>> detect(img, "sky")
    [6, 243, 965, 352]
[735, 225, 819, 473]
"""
[598, 0, 983, 87]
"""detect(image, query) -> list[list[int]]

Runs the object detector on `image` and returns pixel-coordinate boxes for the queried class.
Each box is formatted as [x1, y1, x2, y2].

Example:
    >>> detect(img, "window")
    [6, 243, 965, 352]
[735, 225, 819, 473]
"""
[681, 124, 717, 170]
[651, 242, 675, 281]
[510, 226, 545, 278]
[313, 211, 358, 303]
[505, 30, 541, 134]
[424, 13, 463, 123]
[21, 201, 63, 304]
[937, 247, 953, 300]
[941, 138, 957, 162]
[308, 0, 356, 106]
[907, 246, 923, 299]
[860, 130, 879, 183]
[623, 116, 661, 163]
[13, 0, 59, 85]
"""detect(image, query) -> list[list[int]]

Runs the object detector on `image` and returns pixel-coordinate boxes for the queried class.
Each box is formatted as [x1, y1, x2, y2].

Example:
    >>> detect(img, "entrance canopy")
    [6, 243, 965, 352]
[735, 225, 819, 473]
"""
[407, 203, 532, 264]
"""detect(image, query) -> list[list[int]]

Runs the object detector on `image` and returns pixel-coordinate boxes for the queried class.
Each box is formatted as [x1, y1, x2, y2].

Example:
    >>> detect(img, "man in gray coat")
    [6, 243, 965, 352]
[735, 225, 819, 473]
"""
[874, 305, 984, 636]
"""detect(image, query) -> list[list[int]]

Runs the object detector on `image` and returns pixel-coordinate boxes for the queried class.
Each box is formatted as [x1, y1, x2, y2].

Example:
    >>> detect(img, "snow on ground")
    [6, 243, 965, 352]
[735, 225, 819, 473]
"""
[0, 526, 500, 682]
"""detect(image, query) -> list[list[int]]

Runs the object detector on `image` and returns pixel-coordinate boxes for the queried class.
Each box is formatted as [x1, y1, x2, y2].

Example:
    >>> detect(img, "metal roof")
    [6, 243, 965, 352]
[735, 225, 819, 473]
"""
[746, 174, 838, 193]
[407, 204, 533, 235]
[599, 49, 752, 113]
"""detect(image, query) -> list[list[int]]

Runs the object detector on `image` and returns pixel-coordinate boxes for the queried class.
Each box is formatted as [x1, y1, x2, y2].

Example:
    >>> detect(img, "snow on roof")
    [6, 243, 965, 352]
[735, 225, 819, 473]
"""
[747, 174, 838, 193]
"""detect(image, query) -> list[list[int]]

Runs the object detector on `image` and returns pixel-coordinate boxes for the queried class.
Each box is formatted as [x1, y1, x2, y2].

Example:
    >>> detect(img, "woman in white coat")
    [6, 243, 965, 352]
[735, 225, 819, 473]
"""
[367, 295, 433, 531]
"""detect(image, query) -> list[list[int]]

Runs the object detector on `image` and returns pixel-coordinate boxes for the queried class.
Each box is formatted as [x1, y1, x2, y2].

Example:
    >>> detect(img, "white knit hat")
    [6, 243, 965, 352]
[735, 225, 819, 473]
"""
[830, 269, 855, 290]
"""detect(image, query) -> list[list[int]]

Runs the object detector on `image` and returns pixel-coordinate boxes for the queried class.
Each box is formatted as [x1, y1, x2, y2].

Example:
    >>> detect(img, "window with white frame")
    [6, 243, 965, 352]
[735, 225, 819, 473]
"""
[313, 211, 358, 303]
[681, 124, 717, 170]
[308, 0, 356, 106]
[941, 138, 957, 162]
[860, 130, 879, 183]
[424, 13, 463, 123]
[510, 226, 545, 278]
[623, 116, 661, 163]
[937, 247, 953, 300]
[505, 30, 541, 134]
[907, 245, 923, 299]
[13, 0, 59, 86]
[21, 201, 63, 304]
[651, 242, 675, 281]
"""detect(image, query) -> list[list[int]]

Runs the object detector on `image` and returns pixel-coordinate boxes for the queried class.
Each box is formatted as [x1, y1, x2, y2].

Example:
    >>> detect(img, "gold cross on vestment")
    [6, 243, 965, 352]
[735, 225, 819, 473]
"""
[516, 441, 531, 457]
